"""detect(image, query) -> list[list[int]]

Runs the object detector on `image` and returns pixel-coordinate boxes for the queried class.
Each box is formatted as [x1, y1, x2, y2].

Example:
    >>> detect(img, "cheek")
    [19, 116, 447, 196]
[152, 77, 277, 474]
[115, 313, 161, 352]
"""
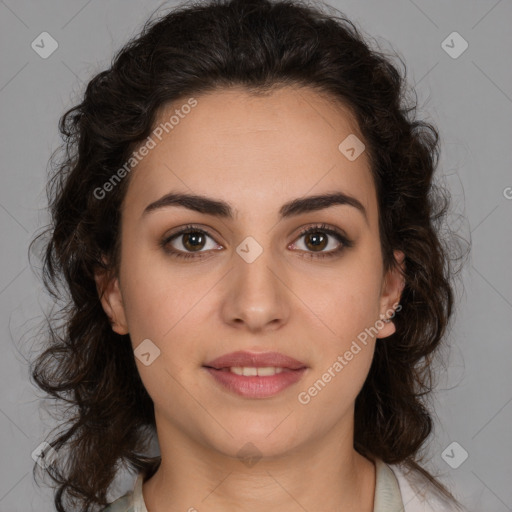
[118, 249, 217, 383]
[303, 257, 383, 343]
[297, 280, 380, 415]
[118, 241, 196, 339]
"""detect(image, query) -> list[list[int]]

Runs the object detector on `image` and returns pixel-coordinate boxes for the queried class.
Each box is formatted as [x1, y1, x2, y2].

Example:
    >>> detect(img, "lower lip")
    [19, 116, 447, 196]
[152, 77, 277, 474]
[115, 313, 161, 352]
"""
[204, 367, 307, 398]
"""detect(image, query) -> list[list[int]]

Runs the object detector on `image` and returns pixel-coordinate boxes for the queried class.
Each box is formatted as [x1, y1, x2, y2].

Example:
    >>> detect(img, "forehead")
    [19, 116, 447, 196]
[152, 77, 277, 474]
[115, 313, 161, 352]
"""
[123, 85, 377, 224]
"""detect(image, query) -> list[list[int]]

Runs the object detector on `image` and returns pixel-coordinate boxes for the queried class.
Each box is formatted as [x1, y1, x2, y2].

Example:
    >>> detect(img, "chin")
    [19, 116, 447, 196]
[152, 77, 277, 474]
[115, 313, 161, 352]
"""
[203, 419, 305, 461]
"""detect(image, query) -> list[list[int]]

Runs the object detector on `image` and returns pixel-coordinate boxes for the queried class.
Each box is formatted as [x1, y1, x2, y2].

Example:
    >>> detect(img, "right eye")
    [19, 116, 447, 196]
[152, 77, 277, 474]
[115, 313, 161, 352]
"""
[160, 225, 222, 260]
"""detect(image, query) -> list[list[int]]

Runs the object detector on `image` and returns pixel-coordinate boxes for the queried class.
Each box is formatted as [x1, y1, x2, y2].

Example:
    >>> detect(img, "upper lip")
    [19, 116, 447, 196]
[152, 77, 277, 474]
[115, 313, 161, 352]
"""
[204, 351, 307, 370]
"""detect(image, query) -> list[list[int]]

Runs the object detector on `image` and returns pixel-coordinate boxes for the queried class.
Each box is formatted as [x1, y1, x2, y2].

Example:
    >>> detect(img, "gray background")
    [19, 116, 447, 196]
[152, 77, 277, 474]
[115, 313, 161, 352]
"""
[1, 0, 511, 511]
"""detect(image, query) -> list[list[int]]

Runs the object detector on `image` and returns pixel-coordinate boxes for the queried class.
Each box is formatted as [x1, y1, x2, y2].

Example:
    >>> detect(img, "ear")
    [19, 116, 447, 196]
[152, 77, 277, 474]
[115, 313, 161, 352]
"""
[376, 249, 405, 339]
[94, 262, 129, 335]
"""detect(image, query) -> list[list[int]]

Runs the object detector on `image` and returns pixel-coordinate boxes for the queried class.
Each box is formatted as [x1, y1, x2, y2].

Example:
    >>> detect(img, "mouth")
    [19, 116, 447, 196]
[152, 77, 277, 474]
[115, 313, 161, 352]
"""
[203, 350, 307, 370]
[208, 366, 294, 376]
[202, 351, 308, 398]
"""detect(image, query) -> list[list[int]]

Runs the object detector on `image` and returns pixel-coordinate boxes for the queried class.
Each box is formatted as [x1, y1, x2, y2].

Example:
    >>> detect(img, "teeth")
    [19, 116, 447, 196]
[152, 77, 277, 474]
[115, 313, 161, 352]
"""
[229, 366, 285, 376]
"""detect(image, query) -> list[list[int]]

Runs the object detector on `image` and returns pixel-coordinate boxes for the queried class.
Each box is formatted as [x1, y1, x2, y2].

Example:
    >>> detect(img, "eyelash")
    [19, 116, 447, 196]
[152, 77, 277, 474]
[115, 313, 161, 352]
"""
[160, 223, 353, 261]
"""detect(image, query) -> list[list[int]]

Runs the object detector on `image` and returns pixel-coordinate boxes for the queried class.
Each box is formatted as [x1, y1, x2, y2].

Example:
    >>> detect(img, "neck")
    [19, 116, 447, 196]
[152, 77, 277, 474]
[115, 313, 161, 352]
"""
[142, 419, 376, 512]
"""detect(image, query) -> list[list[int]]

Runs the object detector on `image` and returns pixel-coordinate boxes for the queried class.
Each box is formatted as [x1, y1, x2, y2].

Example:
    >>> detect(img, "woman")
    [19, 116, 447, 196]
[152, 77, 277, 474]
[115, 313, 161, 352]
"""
[30, 0, 468, 510]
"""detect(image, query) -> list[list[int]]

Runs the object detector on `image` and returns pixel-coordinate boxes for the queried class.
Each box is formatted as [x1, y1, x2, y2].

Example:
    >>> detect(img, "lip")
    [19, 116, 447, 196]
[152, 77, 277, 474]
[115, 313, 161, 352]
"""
[203, 350, 307, 370]
[202, 351, 308, 399]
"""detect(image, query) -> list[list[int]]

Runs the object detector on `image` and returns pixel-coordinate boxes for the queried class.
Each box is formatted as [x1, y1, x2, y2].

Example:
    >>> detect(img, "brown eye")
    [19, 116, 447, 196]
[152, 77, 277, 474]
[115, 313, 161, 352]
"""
[160, 223, 353, 261]
[161, 225, 220, 260]
[303, 231, 329, 252]
[181, 231, 207, 252]
[291, 224, 354, 259]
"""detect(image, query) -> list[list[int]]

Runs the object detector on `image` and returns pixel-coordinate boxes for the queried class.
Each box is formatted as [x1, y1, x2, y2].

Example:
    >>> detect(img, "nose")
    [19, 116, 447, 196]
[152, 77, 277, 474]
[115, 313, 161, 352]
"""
[219, 248, 290, 333]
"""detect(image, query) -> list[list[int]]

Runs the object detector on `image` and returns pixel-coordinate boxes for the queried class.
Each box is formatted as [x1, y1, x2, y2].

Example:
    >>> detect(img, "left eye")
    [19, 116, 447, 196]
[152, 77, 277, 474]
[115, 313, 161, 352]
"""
[291, 227, 345, 253]
[161, 223, 352, 260]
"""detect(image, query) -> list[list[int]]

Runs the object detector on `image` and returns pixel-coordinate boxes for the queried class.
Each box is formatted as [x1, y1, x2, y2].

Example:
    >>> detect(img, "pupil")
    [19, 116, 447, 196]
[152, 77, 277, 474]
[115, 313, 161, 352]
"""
[184, 232, 204, 251]
[307, 232, 326, 250]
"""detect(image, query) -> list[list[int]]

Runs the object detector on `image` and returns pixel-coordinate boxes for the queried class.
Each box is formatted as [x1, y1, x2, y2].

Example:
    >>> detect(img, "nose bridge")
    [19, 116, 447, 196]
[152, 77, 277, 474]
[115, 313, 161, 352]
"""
[223, 232, 289, 329]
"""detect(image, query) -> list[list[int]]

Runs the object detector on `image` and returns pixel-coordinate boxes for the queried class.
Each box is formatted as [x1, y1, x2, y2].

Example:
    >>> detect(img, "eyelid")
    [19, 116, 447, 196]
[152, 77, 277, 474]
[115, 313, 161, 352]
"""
[162, 223, 221, 242]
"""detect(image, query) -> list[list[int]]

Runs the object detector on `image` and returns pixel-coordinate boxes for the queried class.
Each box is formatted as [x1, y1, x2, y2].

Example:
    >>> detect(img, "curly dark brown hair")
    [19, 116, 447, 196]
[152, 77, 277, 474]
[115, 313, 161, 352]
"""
[28, 0, 469, 510]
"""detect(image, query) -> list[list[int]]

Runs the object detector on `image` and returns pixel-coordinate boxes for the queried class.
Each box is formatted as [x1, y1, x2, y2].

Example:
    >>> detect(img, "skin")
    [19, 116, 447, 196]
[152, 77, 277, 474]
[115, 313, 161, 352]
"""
[96, 85, 405, 512]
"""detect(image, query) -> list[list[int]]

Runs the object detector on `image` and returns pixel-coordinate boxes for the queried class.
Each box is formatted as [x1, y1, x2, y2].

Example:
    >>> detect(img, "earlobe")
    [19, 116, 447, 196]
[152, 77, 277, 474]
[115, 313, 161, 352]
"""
[377, 249, 406, 339]
[94, 266, 129, 335]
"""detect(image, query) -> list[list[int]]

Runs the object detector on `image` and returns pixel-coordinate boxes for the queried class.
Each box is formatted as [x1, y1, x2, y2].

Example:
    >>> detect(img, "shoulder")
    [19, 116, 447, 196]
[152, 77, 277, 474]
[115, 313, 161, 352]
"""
[386, 461, 467, 512]
[100, 492, 135, 512]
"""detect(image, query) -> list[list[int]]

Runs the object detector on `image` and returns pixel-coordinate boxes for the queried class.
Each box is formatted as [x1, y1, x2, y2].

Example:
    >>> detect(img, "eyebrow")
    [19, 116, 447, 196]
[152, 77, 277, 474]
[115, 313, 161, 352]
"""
[142, 191, 368, 223]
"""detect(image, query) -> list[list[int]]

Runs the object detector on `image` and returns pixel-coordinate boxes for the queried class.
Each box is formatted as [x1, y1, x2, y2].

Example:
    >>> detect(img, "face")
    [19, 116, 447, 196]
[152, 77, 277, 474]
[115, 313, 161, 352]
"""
[96, 85, 404, 460]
